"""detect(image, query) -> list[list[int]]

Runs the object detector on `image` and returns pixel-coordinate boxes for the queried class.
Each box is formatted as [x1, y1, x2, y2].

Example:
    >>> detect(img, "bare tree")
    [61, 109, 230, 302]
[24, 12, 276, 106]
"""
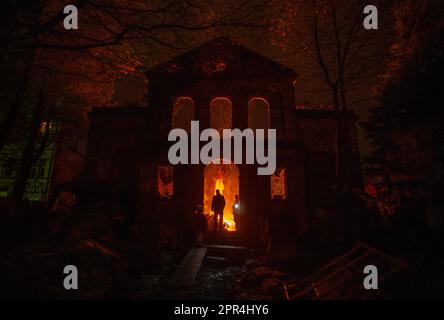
[0, 0, 269, 200]
[270, 0, 394, 190]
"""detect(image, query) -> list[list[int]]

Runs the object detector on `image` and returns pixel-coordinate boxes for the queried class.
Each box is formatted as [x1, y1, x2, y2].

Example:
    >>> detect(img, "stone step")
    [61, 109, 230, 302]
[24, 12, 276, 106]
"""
[204, 231, 242, 245]
[204, 256, 229, 268]
[204, 244, 254, 263]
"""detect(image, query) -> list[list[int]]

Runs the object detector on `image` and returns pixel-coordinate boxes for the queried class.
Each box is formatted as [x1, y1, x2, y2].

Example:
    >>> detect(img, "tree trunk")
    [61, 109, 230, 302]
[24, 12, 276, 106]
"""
[332, 88, 346, 192]
[0, 47, 36, 153]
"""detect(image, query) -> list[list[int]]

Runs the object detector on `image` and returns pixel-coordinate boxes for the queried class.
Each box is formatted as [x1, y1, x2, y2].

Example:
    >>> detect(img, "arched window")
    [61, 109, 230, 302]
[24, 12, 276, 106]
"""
[248, 98, 270, 129]
[210, 97, 232, 134]
[172, 97, 195, 133]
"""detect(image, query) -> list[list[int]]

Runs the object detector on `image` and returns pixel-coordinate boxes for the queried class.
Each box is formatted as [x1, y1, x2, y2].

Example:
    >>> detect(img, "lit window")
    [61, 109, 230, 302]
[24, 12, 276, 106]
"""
[248, 98, 270, 130]
[157, 165, 173, 198]
[210, 97, 232, 135]
[172, 97, 195, 133]
[271, 168, 287, 200]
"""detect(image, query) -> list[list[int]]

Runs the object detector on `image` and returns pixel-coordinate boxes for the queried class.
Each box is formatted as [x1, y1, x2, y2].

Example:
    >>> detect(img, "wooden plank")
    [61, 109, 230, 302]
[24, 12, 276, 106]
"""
[316, 255, 386, 299]
[285, 242, 409, 300]
[285, 244, 365, 291]
[288, 251, 373, 300]
[356, 241, 410, 268]
[167, 248, 207, 287]
[312, 251, 372, 287]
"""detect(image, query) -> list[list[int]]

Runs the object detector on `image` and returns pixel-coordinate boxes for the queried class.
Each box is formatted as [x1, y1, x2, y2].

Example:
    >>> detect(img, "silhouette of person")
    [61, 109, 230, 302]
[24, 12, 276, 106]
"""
[233, 194, 241, 232]
[193, 204, 207, 246]
[211, 189, 226, 231]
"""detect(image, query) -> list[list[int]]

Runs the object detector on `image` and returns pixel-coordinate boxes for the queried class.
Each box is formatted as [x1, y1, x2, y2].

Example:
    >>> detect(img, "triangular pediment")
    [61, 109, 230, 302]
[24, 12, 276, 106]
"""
[145, 37, 297, 80]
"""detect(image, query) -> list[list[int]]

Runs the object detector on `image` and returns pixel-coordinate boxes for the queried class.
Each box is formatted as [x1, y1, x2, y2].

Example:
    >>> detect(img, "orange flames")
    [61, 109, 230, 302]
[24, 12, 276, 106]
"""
[215, 178, 224, 194]
[214, 177, 236, 231]
[204, 163, 239, 232]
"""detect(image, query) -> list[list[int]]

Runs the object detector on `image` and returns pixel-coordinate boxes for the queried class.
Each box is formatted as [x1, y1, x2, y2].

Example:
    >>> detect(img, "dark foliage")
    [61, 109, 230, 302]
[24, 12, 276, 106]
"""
[362, 0, 444, 298]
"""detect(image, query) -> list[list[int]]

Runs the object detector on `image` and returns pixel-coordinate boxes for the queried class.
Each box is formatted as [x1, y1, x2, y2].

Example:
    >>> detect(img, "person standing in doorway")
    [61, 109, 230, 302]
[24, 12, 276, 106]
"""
[233, 194, 241, 232]
[211, 189, 226, 231]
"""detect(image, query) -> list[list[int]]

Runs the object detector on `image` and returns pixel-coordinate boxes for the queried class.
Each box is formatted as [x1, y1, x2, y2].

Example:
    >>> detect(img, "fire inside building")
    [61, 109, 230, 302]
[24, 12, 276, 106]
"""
[81, 37, 363, 248]
[3, 0, 444, 302]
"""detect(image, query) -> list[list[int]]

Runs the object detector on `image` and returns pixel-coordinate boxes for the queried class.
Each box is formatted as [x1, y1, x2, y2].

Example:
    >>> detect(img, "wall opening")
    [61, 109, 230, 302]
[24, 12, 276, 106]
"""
[271, 167, 287, 200]
[157, 165, 174, 199]
[204, 161, 239, 231]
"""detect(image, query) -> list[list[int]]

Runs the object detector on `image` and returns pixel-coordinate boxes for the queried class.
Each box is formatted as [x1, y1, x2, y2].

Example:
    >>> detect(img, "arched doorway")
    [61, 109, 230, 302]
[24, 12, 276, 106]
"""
[203, 161, 239, 231]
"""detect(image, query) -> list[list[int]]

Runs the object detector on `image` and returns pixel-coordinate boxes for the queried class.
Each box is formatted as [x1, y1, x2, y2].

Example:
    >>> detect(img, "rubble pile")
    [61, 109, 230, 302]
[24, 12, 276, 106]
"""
[236, 258, 289, 300]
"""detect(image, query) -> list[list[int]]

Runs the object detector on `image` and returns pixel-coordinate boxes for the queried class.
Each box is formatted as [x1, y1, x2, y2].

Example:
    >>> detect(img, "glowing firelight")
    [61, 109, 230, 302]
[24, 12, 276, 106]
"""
[214, 177, 236, 231]
[204, 162, 239, 232]
[215, 178, 224, 195]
